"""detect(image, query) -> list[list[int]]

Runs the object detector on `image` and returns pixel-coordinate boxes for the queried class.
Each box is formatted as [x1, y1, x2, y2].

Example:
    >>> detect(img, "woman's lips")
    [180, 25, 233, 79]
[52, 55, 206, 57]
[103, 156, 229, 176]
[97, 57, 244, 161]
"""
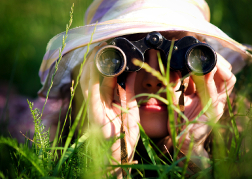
[139, 98, 167, 112]
[140, 104, 167, 112]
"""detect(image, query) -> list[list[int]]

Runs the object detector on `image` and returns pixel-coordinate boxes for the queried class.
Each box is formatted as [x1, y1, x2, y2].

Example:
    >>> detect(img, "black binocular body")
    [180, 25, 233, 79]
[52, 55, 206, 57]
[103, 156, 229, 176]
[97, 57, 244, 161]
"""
[95, 32, 217, 87]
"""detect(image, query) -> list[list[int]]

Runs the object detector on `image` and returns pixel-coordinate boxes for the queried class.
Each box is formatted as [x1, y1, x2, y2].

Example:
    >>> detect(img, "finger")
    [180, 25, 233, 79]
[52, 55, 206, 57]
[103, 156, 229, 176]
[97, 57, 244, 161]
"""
[181, 76, 190, 92]
[125, 72, 138, 109]
[214, 57, 236, 94]
[88, 61, 102, 111]
[192, 67, 223, 119]
[80, 60, 91, 100]
[117, 72, 139, 127]
[101, 76, 117, 105]
[217, 53, 232, 71]
[192, 67, 218, 106]
[185, 76, 196, 95]
[80, 43, 111, 125]
[80, 42, 107, 99]
[88, 42, 110, 108]
[182, 71, 219, 145]
[125, 72, 140, 142]
[88, 60, 119, 127]
[179, 114, 212, 146]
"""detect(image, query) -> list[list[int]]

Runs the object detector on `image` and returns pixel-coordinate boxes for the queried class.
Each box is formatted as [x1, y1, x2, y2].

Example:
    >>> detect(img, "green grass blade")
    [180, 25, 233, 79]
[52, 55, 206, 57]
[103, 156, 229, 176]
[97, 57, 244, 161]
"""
[134, 93, 189, 123]
[226, 82, 240, 159]
[227, 91, 239, 141]
[149, 139, 173, 164]
[157, 51, 165, 77]
[58, 23, 96, 143]
[165, 40, 178, 164]
[110, 163, 182, 172]
[176, 98, 212, 140]
[53, 101, 86, 175]
[41, 3, 74, 116]
[0, 137, 45, 176]
[133, 59, 174, 88]
[138, 123, 158, 165]
[134, 93, 169, 104]
[181, 138, 194, 179]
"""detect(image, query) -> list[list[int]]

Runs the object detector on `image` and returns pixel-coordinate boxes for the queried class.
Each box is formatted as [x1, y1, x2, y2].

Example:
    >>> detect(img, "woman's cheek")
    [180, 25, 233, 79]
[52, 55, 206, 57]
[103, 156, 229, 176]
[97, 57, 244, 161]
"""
[170, 71, 181, 86]
[112, 84, 121, 105]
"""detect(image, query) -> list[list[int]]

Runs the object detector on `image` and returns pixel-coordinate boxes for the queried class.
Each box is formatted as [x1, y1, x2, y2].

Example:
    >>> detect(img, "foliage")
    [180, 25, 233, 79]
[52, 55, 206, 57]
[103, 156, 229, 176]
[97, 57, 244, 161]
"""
[1, 0, 252, 97]
[0, 0, 93, 97]
[206, 0, 252, 45]
[1, 1, 252, 179]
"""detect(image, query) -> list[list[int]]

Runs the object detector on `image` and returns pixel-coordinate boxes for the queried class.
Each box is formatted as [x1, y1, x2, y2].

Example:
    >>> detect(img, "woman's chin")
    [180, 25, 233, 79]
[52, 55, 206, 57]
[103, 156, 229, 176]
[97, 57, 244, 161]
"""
[139, 109, 169, 138]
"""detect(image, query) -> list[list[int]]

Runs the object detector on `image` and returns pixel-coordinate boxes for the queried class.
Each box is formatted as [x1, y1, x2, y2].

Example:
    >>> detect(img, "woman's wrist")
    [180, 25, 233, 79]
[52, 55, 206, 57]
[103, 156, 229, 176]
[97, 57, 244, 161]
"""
[178, 145, 210, 171]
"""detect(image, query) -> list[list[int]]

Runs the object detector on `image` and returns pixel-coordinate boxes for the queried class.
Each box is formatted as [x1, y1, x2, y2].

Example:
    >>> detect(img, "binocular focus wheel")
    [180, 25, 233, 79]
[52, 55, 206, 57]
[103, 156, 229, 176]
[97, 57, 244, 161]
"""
[95, 45, 127, 77]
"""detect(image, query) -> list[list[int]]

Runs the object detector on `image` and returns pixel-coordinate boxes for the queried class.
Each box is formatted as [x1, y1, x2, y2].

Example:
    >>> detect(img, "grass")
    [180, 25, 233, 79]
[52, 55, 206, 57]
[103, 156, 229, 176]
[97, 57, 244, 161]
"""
[1, 3, 252, 179]
[0, 0, 93, 97]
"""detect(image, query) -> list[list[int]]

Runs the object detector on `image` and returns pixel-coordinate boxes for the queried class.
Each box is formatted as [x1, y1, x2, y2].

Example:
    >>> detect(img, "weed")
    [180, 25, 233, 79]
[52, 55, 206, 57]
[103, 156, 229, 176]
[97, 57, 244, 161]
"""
[1, 3, 252, 179]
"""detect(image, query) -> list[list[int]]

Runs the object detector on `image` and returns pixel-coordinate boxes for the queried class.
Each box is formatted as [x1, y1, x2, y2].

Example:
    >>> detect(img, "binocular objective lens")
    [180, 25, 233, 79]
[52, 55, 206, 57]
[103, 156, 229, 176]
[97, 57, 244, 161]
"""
[187, 45, 216, 75]
[96, 47, 126, 77]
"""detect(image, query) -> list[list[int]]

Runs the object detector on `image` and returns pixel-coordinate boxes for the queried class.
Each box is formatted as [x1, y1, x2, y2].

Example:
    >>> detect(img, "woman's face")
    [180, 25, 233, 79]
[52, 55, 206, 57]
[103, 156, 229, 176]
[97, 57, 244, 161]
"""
[134, 49, 181, 138]
[112, 31, 199, 138]
[132, 31, 199, 138]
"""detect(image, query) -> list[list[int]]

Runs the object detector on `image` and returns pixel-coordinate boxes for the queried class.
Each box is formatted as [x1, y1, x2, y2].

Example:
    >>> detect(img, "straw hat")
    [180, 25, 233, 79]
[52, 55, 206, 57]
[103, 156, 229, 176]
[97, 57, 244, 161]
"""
[39, 0, 252, 98]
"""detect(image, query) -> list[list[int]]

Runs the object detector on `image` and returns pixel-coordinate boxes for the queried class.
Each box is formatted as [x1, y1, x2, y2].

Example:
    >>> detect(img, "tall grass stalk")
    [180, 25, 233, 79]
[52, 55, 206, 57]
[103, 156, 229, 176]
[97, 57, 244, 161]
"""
[41, 3, 74, 117]
[1, 3, 252, 179]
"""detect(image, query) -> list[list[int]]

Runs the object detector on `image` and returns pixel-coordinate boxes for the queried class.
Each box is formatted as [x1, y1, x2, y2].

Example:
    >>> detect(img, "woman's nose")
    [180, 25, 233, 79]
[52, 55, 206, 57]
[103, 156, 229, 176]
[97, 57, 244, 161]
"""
[142, 49, 163, 92]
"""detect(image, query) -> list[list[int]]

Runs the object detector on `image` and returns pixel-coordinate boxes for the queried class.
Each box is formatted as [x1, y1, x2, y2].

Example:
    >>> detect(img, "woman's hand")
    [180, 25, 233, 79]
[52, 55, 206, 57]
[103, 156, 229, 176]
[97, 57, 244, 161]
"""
[80, 43, 140, 171]
[173, 53, 236, 168]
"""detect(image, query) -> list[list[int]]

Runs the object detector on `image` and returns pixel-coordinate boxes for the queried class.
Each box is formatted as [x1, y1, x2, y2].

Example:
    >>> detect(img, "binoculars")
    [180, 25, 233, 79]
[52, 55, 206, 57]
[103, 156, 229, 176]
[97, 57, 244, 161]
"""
[95, 31, 216, 82]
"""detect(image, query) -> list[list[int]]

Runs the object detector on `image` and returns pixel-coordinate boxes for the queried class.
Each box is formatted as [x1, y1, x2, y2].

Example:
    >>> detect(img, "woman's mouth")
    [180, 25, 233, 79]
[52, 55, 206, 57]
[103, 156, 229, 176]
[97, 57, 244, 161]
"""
[139, 98, 167, 112]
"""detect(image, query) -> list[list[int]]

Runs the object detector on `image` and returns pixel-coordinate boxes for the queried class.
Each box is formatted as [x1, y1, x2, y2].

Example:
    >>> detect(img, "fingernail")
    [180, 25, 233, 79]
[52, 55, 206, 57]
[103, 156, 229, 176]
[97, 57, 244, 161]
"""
[184, 82, 188, 88]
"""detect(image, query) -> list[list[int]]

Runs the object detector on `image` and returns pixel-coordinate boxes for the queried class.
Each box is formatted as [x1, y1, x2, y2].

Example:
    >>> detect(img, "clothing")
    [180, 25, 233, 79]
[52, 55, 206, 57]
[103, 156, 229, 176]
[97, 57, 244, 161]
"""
[38, 0, 251, 98]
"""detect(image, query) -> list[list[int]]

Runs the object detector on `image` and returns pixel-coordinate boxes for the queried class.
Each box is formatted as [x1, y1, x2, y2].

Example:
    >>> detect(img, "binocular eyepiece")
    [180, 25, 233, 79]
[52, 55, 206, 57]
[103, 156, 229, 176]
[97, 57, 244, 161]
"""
[95, 32, 216, 78]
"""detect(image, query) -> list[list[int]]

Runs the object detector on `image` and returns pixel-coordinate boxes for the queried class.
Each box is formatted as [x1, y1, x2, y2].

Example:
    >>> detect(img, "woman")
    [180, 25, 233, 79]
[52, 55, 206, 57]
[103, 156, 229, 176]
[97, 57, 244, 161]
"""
[38, 0, 251, 177]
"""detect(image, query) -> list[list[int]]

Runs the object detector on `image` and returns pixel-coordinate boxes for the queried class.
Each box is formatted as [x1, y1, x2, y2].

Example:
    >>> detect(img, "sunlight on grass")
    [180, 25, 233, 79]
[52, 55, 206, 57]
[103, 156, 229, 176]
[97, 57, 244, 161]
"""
[1, 2, 252, 179]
